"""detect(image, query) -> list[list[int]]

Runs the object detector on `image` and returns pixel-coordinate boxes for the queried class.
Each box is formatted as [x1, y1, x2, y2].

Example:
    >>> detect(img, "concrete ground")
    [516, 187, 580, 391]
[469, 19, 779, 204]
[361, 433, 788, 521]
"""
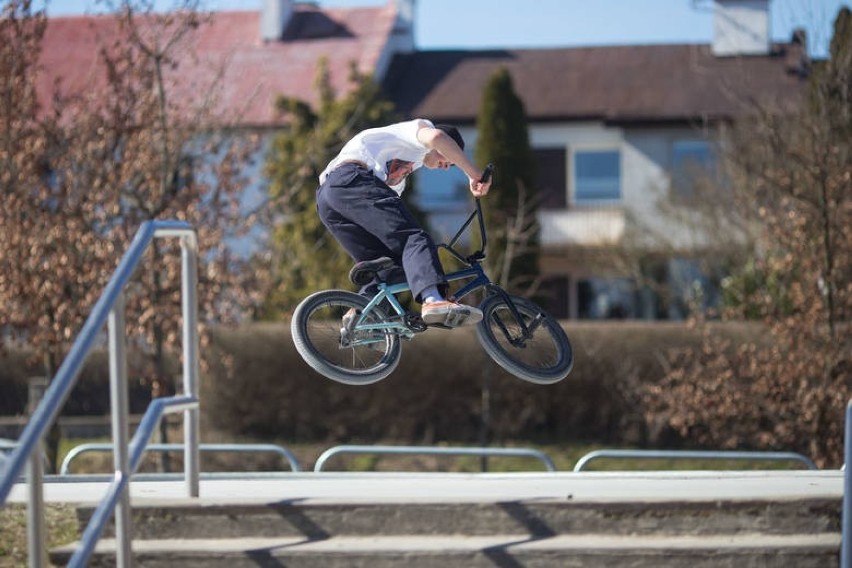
[7, 470, 844, 505]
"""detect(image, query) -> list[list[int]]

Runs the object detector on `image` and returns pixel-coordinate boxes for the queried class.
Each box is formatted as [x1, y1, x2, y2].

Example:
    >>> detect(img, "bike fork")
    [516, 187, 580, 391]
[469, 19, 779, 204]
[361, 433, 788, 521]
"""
[486, 286, 544, 346]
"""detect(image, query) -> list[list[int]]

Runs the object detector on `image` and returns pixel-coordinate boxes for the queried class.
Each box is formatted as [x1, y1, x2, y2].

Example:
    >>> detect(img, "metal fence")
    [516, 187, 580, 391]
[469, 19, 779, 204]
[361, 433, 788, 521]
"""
[60, 442, 302, 475]
[573, 449, 818, 472]
[313, 444, 557, 472]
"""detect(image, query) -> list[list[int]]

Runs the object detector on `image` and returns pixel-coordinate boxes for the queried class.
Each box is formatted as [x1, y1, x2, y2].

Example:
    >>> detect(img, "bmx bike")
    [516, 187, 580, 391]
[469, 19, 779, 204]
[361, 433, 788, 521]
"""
[291, 165, 573, 386]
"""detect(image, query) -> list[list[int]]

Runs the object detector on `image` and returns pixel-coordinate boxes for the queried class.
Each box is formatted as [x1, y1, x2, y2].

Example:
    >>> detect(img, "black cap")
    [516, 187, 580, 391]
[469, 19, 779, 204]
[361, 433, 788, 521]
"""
[435, 123, 464, 150]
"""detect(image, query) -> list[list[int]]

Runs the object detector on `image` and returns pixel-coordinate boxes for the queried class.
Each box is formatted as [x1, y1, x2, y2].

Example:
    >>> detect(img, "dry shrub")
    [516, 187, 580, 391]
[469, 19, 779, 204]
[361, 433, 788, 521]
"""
[201, 321, 735, 446]
[0, 349, 154, 417]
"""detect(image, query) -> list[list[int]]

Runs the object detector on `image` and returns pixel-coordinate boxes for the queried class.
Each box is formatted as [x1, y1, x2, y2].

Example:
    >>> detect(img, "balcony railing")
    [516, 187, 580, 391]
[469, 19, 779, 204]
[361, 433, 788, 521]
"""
[538, 205, 626, 247]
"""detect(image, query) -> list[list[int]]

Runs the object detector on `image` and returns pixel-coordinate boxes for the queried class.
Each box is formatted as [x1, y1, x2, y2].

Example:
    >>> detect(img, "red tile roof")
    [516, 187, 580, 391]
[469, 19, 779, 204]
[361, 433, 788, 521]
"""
[382, 43, 810, 124]
[37, 3, 398, 127]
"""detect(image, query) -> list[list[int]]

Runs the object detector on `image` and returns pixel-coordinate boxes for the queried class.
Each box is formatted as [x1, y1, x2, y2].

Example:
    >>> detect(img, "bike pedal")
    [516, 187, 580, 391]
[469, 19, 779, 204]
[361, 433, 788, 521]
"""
[444, 310, 470, 328]
[403, 313, 428, 333]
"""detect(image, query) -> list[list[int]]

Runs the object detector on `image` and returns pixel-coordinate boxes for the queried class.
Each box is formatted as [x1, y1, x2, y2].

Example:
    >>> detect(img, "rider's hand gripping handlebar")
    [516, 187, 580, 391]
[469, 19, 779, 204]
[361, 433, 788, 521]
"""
[472, 164, 494, 258]
[479, 163, 494, 185]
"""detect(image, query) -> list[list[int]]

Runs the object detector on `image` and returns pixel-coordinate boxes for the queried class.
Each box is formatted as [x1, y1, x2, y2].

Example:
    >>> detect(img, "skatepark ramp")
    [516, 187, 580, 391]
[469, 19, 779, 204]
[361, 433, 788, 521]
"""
[44, 470, 842, 567]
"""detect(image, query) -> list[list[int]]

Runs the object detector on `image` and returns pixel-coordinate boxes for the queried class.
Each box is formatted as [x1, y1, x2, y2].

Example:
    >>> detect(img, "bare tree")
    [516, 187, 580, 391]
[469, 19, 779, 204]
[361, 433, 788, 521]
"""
[0, 0, 267, 470]
[642, 8, 851, 466]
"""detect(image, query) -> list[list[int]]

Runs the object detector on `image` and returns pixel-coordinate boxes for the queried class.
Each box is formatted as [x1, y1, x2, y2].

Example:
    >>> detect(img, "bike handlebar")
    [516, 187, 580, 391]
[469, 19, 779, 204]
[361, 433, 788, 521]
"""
[439, 163, 494, 265]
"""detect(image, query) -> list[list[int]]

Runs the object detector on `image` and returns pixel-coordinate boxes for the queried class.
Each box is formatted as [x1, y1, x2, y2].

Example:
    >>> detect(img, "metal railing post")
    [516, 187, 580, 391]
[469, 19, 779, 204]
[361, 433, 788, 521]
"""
[842, 400, 851, 568]
[25, 452, 46, 568]
[181, 235, 200, 498]
[0, 220, 201, 568]
[26, 378, 47, 568]
[108, 292, 133, 567]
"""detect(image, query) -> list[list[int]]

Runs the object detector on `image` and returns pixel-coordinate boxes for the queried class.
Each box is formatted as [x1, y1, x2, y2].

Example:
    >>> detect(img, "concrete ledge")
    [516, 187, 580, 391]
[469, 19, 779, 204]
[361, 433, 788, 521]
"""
[9, 470, 843, 505]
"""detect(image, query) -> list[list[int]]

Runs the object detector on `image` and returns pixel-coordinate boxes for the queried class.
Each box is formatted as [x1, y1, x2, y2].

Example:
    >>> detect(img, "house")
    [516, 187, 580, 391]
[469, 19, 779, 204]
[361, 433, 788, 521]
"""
[37, 0, 415, 127]
[382, 0, 810, 320]
[36, 0, 810, 320]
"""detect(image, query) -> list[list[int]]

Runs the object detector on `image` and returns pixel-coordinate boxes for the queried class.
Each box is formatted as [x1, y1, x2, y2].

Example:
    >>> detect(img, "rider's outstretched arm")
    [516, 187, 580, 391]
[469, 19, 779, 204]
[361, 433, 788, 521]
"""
[416, 124, 492, 197]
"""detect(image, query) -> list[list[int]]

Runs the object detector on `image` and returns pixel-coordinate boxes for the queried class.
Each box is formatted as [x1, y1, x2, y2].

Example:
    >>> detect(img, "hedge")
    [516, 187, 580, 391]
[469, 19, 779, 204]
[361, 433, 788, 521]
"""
[201, 321, 760, 445]
[0, 321, 763, 447]
[0, 349, 155, 417]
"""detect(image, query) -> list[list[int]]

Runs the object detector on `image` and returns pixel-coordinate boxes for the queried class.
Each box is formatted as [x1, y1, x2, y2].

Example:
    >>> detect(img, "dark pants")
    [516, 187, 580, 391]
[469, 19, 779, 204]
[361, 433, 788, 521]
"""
[316, 163, 447, 302]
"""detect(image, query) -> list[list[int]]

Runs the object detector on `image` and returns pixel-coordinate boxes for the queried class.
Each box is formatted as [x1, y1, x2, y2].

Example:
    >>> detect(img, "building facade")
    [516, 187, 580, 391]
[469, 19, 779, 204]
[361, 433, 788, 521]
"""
[382, 0, 810, 319]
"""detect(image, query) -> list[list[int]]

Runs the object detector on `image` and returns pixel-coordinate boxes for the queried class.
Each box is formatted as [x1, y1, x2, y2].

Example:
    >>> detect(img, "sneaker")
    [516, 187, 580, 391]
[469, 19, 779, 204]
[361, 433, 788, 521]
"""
[421, 300, 483, 327]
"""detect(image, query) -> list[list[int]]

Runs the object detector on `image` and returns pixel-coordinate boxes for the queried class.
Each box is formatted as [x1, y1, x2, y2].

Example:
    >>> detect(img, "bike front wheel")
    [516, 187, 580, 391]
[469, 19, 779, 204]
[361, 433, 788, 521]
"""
[476, 294, 573, 385]
[291, 290, 401, 385]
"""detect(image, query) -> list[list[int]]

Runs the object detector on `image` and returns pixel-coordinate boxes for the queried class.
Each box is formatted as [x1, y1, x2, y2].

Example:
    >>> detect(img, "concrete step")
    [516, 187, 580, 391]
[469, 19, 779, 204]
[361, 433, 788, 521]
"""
[77, 497, 841, 540]
[49, 533, 841, 567]
[45, 472, 843, 566]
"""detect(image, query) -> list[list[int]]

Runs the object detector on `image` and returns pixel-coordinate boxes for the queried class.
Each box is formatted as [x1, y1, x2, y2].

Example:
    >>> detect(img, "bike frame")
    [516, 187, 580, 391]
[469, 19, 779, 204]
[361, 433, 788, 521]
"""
[348, 196, 534, 346]
[352, 263, 495, 341]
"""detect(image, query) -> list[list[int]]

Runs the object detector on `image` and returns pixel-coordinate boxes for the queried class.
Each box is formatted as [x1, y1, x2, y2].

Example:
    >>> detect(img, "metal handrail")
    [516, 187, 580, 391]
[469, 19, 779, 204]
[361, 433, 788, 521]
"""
[573, 449, 818, 472]
[68, 396, 197, 567]
[60, 442, 302, 474]
[314, 444, 557, 472]
[0, 220, 201, 568]
[842, 400, 851, 568]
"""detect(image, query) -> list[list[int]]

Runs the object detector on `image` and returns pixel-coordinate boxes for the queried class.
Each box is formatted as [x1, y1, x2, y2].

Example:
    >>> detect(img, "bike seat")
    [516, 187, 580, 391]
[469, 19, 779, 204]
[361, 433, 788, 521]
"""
[349, 257, 404, 286]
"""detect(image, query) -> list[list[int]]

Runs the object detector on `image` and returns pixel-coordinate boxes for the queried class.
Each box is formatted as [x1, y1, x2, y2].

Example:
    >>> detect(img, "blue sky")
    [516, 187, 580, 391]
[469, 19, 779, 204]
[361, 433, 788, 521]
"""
[44, 0, 850, 58]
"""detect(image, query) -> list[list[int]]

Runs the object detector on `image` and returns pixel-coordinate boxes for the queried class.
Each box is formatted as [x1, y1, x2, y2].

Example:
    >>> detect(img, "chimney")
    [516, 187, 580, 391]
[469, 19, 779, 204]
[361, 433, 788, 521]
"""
[392, 0, 416, 53]
[712, 0, 771, 56]
[261, 0, 294, 42]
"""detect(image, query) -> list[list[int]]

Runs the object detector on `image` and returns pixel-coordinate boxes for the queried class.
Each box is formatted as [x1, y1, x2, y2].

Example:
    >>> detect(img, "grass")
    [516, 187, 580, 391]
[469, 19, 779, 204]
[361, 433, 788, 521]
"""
[0, 504, 77, 568]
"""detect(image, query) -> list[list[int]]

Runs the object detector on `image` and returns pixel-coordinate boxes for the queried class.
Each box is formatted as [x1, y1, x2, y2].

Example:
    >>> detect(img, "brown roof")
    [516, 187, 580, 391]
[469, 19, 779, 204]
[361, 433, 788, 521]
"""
[38, 4, 398, 127]
[382, 43, 810, 125]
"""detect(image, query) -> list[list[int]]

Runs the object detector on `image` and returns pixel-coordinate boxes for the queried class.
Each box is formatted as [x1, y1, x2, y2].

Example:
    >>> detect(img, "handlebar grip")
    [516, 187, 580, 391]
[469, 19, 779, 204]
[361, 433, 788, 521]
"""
[480, 163, 494, 184]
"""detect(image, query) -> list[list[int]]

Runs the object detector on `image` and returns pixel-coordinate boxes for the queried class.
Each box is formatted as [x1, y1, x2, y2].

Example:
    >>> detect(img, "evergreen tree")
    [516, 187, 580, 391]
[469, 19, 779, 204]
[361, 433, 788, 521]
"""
[263, 59, 399, 315]
[474, 67, 539, 294]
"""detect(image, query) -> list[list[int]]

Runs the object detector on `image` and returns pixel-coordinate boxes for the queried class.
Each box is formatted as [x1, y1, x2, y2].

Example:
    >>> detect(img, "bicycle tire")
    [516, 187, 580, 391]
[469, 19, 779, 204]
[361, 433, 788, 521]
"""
[291, 290, 401, 385]
[476, 294, 573, 384]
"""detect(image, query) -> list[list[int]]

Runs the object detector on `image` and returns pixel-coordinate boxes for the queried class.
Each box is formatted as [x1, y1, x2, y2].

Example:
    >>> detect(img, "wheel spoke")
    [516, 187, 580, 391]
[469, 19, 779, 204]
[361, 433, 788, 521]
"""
[292, 290, 401, 385]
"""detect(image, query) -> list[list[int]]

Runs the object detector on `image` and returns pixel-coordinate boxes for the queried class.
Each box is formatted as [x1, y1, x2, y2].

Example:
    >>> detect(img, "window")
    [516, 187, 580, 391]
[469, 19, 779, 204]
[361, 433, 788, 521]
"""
[666, 257, 722, 320]
[414, 160, 469, 210]
[573, 149, 620, 204]
[413, 164, 471, 243]
[577, 277, 636, 319]
[540, 275, 570, 319]
[534, 147, 567, 209]
[671, 140, 714, 197]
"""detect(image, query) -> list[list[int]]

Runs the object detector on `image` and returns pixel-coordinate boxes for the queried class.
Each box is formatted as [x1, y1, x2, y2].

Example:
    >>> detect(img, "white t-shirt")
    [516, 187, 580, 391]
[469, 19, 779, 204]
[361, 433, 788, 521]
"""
[319, 119, 433, 195]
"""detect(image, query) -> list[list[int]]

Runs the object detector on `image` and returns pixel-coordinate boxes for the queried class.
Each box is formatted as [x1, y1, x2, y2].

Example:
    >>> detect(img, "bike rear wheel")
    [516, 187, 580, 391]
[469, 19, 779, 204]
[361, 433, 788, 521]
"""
[476, 294, 573, 384]
[291, 290, 401, 385]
